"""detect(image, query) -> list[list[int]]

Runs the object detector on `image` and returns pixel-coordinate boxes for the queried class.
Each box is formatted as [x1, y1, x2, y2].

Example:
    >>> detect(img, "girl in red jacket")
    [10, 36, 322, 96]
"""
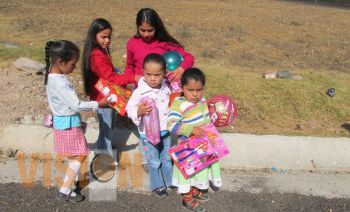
[125, 8, 195, 171]
[82, 18, 140, 167]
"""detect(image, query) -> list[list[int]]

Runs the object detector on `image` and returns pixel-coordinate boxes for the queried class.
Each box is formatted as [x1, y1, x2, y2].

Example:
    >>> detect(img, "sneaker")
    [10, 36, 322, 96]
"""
[153, 188, 169, 198]
[142, 164, 149, 173]
[182, 199, 205, 212]
[57, 191, 85, 202]
[193, 191, 209, 202]
[169, 185, 178, 191]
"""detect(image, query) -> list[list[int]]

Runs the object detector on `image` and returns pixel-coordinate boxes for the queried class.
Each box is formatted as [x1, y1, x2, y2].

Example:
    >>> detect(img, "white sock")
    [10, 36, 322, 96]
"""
[75, 168, 81, 181]
[69, 160, 82, 174]
[59, 187, 77, 197]
[59, 187, 71, 195]
[62, 160, 82, 182]
[69, 160, 82, 183]
[59, 160, 81, 196]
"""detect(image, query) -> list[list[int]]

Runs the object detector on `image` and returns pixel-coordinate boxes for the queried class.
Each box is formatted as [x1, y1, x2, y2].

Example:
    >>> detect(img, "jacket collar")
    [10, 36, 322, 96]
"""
[138, 77, 168, 95]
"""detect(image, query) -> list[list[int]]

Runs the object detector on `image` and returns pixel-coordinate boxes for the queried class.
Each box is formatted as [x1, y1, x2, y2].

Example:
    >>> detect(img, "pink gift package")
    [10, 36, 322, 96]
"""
[168, 124, 229, 179]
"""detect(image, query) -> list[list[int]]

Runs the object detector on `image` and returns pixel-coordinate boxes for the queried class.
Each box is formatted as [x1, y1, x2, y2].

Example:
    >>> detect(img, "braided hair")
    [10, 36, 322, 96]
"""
[44, 41, 55, 85]
[44, 40, 80, 85]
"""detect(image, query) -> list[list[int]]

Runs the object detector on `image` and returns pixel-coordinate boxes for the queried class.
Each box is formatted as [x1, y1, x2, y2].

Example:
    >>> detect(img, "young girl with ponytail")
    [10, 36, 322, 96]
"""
[45, 40, 109, 202]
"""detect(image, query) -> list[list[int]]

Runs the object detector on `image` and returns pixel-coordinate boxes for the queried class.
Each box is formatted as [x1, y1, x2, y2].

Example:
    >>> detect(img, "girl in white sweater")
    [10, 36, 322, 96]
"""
[45, 40, 109, 202]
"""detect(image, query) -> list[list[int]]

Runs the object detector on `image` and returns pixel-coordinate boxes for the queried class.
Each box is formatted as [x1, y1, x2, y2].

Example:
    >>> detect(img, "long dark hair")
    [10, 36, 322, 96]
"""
[135, 8, 182, 47]
[82, 18, 112, 95]
[44, 40, 80, 85]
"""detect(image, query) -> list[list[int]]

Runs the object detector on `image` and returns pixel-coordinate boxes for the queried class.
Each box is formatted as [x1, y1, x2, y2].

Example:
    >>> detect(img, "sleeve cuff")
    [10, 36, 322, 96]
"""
[181, 124, 194, 137]
[92, 101, 99, 111]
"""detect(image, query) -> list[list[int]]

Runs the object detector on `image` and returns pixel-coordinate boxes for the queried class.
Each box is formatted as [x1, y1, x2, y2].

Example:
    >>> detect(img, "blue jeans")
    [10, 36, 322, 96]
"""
[138, 139, 148, 165]
[142, 135, 173, 191]
[96, 108, 115, 159]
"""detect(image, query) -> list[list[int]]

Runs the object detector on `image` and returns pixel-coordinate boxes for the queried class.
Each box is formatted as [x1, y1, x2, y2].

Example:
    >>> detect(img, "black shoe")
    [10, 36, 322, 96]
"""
[57, 191, 85, 202]
[169, 185, 178, 191]
[73, 181, 82, 195]
[153, 188, 169, 198]
[142, 164, 149, 173]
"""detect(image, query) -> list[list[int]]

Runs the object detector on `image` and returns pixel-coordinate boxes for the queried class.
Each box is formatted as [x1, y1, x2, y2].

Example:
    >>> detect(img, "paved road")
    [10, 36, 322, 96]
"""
[0, 183, 349, 211]
[1, 158, 350, 211]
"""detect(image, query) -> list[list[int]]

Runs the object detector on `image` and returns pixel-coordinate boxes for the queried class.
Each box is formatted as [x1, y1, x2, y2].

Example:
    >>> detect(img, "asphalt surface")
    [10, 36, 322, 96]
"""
[0, 183, 349, 212]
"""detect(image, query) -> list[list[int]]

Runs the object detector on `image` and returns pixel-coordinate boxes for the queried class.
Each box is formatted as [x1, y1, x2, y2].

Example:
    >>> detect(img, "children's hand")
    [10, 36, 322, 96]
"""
[169, 67, 184, 82]
[98, 96, 112, 108]
[191, 126, 204, 137]
[137, 101, 152, 117]
[135, 75, 142, 82]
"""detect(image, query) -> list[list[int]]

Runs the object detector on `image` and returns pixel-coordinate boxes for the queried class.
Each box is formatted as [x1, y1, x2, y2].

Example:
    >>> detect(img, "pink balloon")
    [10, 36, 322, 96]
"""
[207, 95, 237, 127]
[141, 97, 161, 145]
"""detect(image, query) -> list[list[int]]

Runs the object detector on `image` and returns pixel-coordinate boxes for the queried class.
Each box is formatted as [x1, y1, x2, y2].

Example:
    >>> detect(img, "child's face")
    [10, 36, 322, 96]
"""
[96, 28, 112, 49]
[138, 22, 155, 42]
[182, 79, 204, 103]
[143, 62, 165, 89]
[58, 57, 79, 75]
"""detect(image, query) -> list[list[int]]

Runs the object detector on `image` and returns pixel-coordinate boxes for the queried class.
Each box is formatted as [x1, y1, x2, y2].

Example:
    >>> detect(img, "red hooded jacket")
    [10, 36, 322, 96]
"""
[89, 48, 135, 101]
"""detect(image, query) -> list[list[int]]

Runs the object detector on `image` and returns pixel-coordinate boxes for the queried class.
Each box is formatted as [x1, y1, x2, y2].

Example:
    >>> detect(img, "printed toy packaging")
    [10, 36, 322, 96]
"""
[112, 84, 132, 100]
[169, 124, 229, 179]
[166, 72, 182, 93]
[166, 72, 182, 106]
[141, 97, 161, 145]
[94, 78, 132, 116]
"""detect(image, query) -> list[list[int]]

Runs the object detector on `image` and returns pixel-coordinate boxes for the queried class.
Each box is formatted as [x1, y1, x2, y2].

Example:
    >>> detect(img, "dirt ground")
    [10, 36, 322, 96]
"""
[0, 63, 97, 130]
[0, 63, 47, 128]
[0, 0, 349, 136]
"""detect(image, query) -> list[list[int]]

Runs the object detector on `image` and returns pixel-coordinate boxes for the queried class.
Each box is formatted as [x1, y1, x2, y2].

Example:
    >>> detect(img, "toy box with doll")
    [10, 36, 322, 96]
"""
[168, 123, 229, 179]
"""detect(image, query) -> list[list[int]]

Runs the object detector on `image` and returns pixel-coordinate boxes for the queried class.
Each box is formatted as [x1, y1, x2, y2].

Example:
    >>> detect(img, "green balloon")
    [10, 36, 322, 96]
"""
[163, 51, 183, 71]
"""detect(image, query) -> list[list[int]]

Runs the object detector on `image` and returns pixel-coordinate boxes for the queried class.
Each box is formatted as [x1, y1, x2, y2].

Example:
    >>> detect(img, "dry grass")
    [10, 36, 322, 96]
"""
[0, 0, 349, 136]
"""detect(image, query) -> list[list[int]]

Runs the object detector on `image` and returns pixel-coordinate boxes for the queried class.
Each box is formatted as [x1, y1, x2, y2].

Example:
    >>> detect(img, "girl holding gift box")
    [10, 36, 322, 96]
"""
[82, 18, 141, 166]
[125, 53, 172, 198]
[125, 8, 195, 170]
[44, 40, 110, 202]
[168, 68, 222, 212]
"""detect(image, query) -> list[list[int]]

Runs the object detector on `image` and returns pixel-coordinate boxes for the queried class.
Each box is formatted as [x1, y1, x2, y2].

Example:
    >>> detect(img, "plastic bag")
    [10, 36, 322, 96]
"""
[141, 97, 160, 145]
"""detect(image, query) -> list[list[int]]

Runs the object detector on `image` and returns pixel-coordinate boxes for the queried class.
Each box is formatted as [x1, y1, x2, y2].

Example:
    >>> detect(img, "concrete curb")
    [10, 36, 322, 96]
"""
[1, 124, 350, 173]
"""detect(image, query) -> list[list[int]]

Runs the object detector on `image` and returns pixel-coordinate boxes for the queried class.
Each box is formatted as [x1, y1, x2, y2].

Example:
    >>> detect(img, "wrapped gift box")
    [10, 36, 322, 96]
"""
[94, 78, 131, 116]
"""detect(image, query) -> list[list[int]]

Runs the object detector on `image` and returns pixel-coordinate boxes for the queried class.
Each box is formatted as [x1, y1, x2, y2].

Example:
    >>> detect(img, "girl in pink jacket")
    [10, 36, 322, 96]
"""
[125, 8, 195, 83]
